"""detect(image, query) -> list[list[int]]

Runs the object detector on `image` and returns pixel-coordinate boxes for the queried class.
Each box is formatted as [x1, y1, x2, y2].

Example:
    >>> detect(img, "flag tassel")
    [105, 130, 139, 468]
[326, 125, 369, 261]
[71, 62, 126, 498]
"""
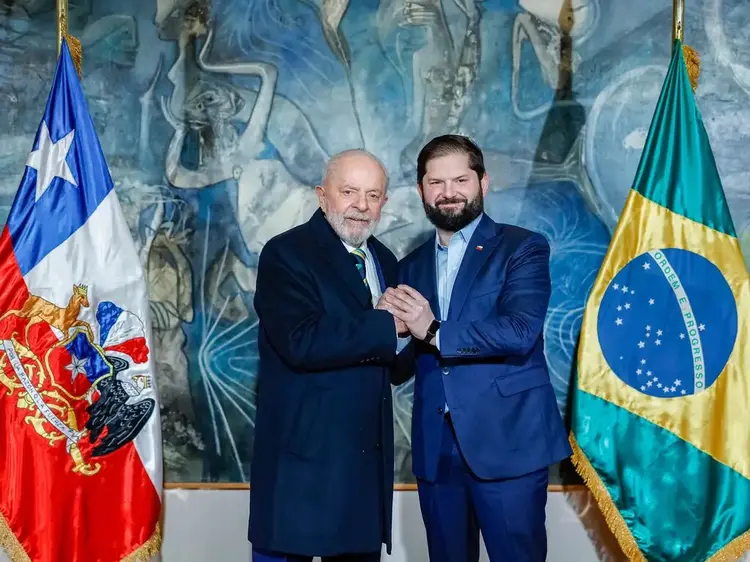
[57, 0, 82, 78]
[58, 10, 82, 79]
[682, 43, 701, 92]
[672, 0, 700, 91]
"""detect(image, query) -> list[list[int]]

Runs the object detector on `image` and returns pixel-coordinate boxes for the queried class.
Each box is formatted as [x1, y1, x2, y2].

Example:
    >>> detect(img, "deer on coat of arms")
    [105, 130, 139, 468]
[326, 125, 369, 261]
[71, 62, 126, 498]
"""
[0, 284, 94, 345]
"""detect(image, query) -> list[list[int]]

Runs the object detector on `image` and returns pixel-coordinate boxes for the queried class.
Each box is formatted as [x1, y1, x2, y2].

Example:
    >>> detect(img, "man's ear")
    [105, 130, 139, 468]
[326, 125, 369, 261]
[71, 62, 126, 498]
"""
[315, 185, 326, 211]
[480, 173, 489, 196]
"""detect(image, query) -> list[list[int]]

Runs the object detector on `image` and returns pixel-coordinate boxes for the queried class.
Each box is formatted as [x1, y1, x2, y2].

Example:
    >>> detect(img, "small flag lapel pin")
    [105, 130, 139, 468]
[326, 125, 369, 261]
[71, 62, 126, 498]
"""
[475, 245, 483, 251]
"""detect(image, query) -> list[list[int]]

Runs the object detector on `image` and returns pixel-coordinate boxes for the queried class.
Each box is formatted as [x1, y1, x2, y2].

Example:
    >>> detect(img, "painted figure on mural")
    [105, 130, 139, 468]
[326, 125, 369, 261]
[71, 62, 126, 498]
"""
[376, 0, 482, 175]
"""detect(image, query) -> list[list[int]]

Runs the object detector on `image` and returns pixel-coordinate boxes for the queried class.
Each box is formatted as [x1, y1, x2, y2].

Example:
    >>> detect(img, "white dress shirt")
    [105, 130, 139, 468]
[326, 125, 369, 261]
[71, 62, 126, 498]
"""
[342, 239, 409, 354]
[341, 239, 381, 305]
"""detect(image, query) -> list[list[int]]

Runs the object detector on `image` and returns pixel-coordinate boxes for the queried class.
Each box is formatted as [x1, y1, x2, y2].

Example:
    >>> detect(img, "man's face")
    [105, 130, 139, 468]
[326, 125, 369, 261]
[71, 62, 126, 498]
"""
[419, 152, 488, 232]
[316, 154, 388, 246]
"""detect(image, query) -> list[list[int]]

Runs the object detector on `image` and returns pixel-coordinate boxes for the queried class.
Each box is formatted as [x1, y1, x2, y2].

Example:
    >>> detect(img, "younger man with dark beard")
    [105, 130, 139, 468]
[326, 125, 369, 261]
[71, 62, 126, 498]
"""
[380, 135, 571, 562]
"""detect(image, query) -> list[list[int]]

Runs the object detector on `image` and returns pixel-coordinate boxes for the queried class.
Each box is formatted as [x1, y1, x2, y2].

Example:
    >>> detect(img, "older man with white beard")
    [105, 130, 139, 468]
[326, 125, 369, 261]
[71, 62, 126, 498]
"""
[248, 150, 409, 562]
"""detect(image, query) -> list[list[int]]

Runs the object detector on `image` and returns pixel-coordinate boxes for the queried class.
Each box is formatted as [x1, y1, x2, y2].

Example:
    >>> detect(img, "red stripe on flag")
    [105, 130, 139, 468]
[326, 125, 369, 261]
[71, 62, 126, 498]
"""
[0, 227, 160, 562]
[106, 337, 149, 364]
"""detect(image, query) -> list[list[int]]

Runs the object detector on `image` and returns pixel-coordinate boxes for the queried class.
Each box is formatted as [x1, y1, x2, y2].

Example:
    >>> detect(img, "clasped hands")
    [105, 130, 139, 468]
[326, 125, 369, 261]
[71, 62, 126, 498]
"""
[376, 285, 435, 341]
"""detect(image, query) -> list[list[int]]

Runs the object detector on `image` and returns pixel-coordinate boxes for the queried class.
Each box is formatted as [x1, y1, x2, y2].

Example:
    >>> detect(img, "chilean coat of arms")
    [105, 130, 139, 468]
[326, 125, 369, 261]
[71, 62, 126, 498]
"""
[0, 283, 156, 476]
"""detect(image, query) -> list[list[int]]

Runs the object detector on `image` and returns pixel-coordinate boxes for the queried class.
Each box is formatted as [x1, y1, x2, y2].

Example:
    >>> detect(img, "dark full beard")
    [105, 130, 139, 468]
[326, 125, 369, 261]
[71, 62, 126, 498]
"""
[423, 191, 484, 232]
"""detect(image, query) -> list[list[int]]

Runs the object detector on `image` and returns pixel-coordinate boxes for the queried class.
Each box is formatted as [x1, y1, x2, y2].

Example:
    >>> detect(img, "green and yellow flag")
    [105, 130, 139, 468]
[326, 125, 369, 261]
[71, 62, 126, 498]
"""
[570, 40, 750, 561]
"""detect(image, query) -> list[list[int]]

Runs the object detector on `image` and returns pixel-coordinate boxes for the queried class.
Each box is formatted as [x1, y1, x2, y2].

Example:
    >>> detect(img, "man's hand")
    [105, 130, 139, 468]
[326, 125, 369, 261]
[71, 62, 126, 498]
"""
[380, 285, 435, 340]
[376, 293, 409, 335]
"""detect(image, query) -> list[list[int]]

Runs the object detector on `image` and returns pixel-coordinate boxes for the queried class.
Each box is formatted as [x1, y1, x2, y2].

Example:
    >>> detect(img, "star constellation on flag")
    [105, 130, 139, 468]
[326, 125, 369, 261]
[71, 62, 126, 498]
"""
[597, 249, 737, 398]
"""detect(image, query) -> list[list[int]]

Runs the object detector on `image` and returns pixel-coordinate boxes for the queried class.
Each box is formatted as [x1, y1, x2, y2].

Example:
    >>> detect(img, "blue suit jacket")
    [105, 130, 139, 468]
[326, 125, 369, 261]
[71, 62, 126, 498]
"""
[249, 209, 397, 556]
[395, 214, 572, 482]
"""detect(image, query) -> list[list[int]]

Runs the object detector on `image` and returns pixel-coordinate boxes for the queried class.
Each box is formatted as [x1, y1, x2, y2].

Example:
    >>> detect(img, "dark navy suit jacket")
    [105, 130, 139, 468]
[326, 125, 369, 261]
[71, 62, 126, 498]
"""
[249, 209, 398, 557]
[394, 214, 572, 482]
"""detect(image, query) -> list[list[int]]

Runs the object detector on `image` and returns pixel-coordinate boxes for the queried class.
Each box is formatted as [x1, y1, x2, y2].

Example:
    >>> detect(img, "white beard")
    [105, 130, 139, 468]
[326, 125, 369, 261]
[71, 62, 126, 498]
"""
[326, 211, 378, 246]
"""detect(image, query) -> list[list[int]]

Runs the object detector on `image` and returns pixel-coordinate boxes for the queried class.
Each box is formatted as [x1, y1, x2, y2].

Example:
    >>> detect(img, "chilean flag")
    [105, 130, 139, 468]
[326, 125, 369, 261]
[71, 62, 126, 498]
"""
[0, 40, 162, 561]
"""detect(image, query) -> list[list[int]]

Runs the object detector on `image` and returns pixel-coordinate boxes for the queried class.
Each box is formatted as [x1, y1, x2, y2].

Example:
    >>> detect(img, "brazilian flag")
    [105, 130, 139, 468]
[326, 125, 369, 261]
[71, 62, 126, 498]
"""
[570, 40, 750, 561]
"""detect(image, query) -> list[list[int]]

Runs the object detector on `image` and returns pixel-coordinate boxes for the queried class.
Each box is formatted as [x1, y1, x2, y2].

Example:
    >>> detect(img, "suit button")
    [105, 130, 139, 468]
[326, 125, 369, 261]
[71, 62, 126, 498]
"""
[437, 407, 444, 414]
[442, 367, 449, 375]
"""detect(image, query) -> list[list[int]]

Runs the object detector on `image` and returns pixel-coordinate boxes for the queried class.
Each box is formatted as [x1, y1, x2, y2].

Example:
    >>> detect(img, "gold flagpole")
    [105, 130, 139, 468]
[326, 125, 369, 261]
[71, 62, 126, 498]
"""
[56, 0, 67, 57]
[672, 0, 684, 47]
[56, 0, 82, 77]
[672, 0, 700, 91]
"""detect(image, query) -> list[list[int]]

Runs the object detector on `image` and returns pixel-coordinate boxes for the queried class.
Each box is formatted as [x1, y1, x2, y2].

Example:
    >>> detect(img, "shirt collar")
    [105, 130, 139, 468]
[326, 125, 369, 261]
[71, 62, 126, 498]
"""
[436, 213, 484, 250]
[342, 239, 368, 254]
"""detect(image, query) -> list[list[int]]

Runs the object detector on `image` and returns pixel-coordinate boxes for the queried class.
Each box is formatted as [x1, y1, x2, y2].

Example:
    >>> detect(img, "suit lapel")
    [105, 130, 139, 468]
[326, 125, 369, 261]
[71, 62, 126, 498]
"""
[447, 215, 502, 320]
[311, 209, 372, 308]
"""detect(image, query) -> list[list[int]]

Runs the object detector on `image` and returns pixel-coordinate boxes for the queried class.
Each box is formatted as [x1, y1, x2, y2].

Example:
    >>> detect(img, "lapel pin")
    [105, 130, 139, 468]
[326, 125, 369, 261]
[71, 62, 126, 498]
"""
[475, 245, 483, 251]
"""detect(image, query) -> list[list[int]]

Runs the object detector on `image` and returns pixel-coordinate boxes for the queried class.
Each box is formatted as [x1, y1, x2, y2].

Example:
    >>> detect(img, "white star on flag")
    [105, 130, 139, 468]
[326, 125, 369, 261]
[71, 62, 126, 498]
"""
[25, 121, 77, 201]
[65, 354, 87, 383]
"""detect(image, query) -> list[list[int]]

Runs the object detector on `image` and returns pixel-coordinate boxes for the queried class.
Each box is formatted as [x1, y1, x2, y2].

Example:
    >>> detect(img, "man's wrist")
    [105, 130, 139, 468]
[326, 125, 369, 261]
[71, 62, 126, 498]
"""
[423, 319, 440, 344]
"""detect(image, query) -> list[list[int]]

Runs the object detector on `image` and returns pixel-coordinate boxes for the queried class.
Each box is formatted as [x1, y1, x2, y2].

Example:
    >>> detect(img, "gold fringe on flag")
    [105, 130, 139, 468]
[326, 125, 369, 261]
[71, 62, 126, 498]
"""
[571, 433, 750, 562]
[705, 528, 750, 562]
[1, 508, 162, 561]
[0, 511, 32, 562]
[121, 523, 163, 562]
[568, 434, 647, 562]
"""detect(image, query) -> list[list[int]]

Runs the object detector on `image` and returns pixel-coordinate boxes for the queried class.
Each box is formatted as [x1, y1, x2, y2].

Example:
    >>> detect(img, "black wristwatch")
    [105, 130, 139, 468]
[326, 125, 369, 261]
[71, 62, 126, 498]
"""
[424, 319, 440, 344]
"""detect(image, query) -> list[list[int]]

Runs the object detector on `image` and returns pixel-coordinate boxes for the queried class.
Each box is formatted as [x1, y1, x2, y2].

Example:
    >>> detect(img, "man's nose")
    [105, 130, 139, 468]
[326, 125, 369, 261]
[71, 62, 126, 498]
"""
[441, 181, 456, 198]
[353, 194, 368, 211]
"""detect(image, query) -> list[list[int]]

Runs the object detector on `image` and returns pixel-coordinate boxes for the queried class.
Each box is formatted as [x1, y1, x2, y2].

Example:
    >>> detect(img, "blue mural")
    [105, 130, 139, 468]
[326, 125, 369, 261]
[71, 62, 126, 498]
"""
[0, 0, 748, 488]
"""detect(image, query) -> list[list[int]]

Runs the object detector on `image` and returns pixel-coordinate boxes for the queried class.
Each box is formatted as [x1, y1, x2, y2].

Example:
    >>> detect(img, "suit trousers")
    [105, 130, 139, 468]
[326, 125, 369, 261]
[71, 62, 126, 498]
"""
[416, 415, 549, 562]
[252, 549, 380, 562]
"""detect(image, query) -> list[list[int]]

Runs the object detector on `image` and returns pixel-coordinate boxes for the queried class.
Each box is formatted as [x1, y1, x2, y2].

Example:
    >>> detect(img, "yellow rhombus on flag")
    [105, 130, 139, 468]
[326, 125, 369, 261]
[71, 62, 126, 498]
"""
[570, 40, 750, 562]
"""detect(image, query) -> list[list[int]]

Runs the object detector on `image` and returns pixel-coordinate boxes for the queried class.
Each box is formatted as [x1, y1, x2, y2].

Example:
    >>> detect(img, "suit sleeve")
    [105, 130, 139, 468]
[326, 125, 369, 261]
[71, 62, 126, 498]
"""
[254, 241, 397, 371]
[438, 233, 551, 359]
[390, 260, 417, 385]
[391, 338, 417, 385]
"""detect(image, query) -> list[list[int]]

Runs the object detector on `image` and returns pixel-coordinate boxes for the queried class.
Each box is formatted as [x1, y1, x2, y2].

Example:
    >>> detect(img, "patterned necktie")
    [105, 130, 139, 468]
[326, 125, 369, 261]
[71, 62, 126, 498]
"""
[350, 248, 368, 287]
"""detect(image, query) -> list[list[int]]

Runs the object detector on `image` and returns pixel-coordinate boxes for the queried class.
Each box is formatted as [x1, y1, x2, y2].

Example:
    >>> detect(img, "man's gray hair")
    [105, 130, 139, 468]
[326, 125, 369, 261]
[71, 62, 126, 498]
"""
[321, 149, 390, 191]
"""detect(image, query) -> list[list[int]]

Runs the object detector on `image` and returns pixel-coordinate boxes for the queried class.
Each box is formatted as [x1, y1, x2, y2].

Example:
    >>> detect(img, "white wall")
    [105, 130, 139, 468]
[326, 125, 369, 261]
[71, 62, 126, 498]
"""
[160, 489, 611, 562]
[3, 489, 747, 561]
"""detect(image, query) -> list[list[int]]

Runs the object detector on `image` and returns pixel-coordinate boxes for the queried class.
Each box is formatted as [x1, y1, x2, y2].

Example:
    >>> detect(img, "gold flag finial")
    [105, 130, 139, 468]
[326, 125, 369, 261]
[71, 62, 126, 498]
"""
[56, 0, 82, 78]
[672, 0, 700, 91]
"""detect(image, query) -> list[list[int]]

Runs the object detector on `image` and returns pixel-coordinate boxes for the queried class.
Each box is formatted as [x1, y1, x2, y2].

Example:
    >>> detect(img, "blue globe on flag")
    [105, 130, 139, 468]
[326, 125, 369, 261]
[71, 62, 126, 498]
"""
[597, 248, 738, 398]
